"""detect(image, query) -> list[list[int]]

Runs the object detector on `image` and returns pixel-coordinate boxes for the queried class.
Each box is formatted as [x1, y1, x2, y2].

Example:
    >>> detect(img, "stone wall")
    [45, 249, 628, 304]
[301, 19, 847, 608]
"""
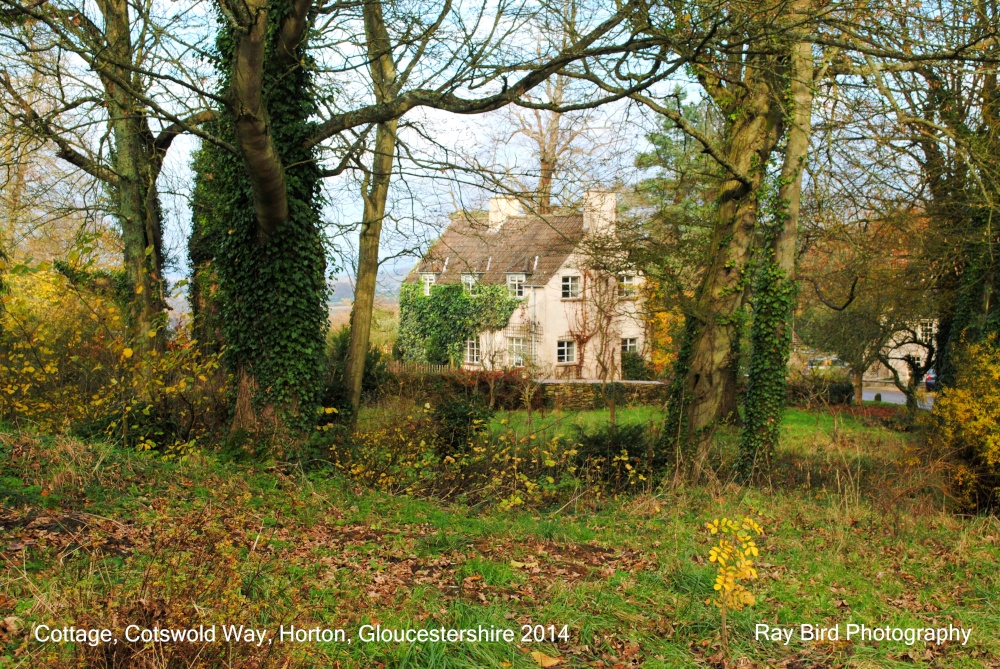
[540, 381, 666, 411]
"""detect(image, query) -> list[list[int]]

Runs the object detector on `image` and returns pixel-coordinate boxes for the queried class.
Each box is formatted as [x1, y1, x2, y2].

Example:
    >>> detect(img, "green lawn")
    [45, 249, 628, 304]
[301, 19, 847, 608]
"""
[489, 405, 662, 440]
[1, 409, 997, 668]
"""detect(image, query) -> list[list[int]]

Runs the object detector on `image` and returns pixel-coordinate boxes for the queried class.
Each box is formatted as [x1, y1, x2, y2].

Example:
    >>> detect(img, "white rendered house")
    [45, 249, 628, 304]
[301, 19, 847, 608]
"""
[405, 191, 648, 380]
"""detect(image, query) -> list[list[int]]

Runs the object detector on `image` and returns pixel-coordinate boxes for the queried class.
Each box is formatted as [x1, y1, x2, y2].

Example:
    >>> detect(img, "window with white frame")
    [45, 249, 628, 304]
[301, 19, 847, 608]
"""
[420, 273, 436, 296]
[618, 274, 638, 297]
[557, 339, 577, 364]
[561, 275, 580, 299]
[507, 273, 526, 299]
[464, 338, 481, 364]
[621, 337, 638, 355]
[461, 274, 478, 295]
[918, 320, 935, 344]
[508, 336, 528, 366]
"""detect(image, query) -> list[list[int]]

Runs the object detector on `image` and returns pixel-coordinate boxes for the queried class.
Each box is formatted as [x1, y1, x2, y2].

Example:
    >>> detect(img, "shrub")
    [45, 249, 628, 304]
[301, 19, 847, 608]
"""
[388, 367, 542, 411]
[571, 422, 661, 489]
[431, 397, 494, 456]
[927, 335, 1000, 510]
[0, 270, 229, 455]
[622, 350, 655, 380]
[785, 369, 853, 407]
[323, 408, 443, 491]
[320, 325, 394, 417]
[320, 401, 663, 508]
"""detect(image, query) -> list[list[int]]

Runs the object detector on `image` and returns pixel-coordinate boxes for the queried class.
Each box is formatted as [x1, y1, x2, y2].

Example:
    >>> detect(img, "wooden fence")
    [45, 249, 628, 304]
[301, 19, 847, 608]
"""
[387, 360, 454, 375]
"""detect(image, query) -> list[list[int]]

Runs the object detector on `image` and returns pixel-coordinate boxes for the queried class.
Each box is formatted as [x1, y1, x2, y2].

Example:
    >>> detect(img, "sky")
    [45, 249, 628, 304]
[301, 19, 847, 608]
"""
[157, 98, 658, 301]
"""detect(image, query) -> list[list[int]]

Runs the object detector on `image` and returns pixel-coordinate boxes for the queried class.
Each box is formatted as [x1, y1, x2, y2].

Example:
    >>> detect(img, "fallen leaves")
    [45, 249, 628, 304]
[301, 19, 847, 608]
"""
[529, 650, 562, 666]
[0, 616, 22, 639]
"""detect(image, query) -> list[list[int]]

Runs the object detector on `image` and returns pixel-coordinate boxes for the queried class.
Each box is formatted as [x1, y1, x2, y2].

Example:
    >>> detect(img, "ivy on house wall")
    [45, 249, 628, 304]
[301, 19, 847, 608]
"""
[396, 283, 519, 365]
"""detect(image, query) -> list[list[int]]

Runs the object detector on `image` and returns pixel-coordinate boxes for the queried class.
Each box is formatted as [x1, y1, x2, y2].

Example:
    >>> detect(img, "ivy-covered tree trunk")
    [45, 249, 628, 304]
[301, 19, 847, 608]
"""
[664, 68, 784, 479]
[188, 153, 225, 353]
[736, 33, 814, 482]
[192, 0, 328, 434]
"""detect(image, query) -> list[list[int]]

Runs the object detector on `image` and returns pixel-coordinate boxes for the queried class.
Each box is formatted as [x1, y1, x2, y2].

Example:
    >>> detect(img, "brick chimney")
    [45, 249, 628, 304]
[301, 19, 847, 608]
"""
[582, 191, 617, 233]
[488, 196, 523, 231]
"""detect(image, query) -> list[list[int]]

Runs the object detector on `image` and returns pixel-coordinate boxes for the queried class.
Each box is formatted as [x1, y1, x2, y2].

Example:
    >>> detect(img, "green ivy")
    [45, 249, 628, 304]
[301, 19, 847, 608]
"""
[0, 245, 6, 335]
[396, 283, 518, 365]
[736, 260, 795, 481]
[189, 3, 329, 428]
[937, 224, 1000, 387]
[736, 174, 797, 482]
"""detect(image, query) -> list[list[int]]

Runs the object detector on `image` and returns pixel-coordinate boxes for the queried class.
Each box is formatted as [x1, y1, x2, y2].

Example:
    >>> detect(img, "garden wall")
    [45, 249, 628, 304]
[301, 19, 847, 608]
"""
[539, 380, 667, 411]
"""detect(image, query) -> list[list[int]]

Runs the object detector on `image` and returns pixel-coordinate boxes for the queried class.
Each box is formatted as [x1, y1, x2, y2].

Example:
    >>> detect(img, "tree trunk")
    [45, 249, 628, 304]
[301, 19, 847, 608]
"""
[736, 30, 814, 482]
[718, 324, 744, 424]
[345, 0, 400, 418]
[853, 370, 863, 405]
[194, 0, 327, 435]
[98, 0, 167, 352]
[345, 121, 397, 415]
[537, 155, 556, 214]
[674, 74, 785, 479]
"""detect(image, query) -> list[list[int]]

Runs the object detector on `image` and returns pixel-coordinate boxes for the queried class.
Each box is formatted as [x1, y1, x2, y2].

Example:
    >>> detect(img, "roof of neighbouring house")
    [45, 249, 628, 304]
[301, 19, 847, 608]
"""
[404, 210, 586, 287]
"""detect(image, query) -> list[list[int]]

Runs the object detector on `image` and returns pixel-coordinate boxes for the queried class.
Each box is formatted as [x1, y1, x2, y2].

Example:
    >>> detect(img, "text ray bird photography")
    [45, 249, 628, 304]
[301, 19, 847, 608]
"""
[1, 0, 1000, 666]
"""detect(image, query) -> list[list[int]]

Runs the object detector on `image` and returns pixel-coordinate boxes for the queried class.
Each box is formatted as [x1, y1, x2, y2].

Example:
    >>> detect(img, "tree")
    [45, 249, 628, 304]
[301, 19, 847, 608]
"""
[633, 2, 796, 478]
[189, 0, 672, 431]
[569, 222, 640, 427]
[798, 301, 892, 405]
[343, 0, 401, 419]
[582, 0, 994, 480]
[737, 6, 815, 481]
[0, 6, 215, 351]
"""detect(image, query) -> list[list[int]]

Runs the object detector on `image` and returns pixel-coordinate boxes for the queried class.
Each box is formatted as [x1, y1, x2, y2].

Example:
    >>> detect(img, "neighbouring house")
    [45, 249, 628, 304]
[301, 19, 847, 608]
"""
[400, 191, 648, 380]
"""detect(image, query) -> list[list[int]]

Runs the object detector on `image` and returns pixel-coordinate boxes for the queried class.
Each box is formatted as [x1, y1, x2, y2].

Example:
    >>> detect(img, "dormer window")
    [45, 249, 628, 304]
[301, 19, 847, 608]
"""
[507, 273, 526, 299]
[420, 273, 436, 296]
[561, 275, 581, 299]
[461, 273, 479, 295]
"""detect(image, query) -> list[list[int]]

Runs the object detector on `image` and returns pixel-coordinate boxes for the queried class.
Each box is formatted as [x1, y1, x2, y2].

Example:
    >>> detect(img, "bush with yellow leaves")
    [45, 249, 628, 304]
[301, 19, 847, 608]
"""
[928, 335, 1000, 510]
[0, 269, 229, 455]
[320, 402, 640, 507]
[704, 516, 764, 653]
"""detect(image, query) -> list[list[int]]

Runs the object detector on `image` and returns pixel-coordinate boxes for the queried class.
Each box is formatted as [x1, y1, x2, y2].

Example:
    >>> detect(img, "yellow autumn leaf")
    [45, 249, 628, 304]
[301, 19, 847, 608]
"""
[122, 348, 134, 359]
[135, 284, 144, 294]
[529, 651, 561, 667]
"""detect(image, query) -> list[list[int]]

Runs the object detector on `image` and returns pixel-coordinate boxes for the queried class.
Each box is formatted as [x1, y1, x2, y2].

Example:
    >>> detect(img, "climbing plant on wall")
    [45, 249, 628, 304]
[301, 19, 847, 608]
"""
[189, 9, 329, 430]
[396, 283, 518, 365]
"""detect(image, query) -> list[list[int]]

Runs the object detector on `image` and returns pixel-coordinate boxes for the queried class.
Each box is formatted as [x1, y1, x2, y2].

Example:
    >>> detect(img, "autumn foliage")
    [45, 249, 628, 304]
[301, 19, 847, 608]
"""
[0, 270, 228, 453]
[928, 335, 1000, 510]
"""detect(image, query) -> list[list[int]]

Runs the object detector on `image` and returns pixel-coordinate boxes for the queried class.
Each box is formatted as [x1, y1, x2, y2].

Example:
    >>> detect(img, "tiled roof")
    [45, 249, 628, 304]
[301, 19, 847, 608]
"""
[405, 211, 585, 287]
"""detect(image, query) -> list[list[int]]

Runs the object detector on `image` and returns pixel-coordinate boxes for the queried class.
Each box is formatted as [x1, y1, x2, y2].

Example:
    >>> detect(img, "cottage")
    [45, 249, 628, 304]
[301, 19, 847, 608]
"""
[403, 191, 647, 380]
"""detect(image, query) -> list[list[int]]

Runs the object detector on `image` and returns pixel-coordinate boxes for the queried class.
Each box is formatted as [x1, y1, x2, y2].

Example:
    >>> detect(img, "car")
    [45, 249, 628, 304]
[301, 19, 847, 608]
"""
[807, 356, 849, 371]
[924, 368, 937, 392]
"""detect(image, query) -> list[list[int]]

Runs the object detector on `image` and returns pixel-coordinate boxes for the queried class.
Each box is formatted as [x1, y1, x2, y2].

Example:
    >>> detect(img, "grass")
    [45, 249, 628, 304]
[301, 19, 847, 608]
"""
[1, 407, 998, 668]
[489, 405, 662, 440]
